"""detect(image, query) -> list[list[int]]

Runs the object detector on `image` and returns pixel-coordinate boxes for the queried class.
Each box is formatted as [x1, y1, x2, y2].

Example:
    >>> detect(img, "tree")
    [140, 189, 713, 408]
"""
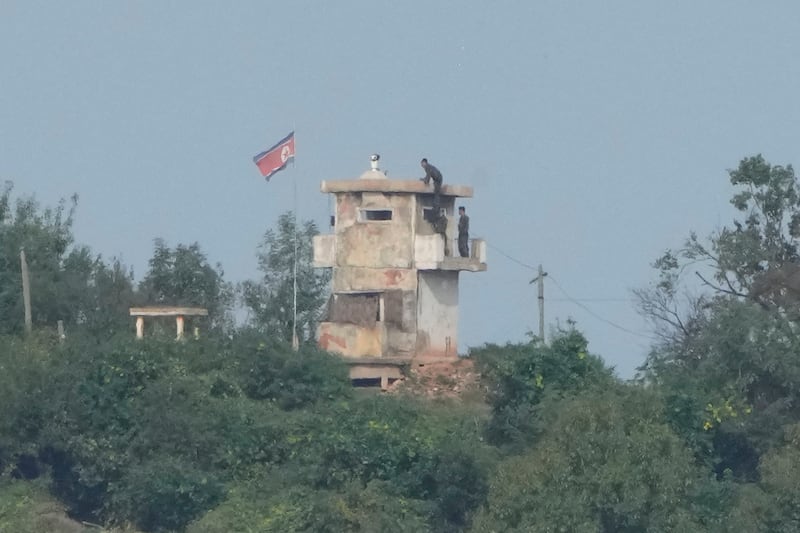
[471, 386, 720, 532]
[637, 155, 800, 395]
[0, 183, 136, 336]
[637, 155, 800, 340]
[240, 212, 330, 343]
[139, 239, 234, 332]
[58, 246, 138, 337]
[0, 183, 76, 334]
[636, 155, 800, 479]
[472, 326, 614, 447]
[724, 423, 800, 532]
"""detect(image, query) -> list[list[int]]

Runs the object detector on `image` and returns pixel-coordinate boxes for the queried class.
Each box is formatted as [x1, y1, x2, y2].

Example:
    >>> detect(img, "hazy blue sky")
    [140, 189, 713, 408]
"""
[2, 2, 799, 376]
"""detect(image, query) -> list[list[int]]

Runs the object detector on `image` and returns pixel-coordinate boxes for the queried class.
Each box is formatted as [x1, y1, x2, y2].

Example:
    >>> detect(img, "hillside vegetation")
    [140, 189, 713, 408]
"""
[3, 155, 800, 531]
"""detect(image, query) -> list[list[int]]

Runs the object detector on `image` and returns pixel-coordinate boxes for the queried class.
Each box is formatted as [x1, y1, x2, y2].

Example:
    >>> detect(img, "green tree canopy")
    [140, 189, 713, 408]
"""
[240, 211, 330, 343]
[0, 183, 136, 336]
[471, 386, 719, 532]
[472, 326, 614, 447]
[139, 239, 234, 332]
[637, 155, 800, 484]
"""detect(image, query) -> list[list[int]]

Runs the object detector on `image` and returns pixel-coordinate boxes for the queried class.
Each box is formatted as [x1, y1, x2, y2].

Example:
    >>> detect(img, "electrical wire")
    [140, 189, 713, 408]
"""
[547, 274, 657, 341]
[485, 242, 539, 271]
[479, 238, 656, 340]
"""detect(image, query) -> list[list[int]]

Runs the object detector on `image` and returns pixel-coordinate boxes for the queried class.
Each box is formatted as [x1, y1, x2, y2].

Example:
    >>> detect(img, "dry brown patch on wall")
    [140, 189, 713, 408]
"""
[329, 293, 380, 327]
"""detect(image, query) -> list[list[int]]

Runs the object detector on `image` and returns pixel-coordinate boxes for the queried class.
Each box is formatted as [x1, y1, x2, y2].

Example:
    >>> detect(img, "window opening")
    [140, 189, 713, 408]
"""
[359, 209, 393, 222]
[423, 207, 446, 222]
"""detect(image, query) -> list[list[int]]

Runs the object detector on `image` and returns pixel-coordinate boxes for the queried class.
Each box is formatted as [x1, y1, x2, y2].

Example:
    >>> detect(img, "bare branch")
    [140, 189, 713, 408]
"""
[694, 271, 747, 298]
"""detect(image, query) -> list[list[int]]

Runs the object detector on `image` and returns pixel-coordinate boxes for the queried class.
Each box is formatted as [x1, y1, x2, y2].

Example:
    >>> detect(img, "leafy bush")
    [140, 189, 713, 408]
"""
[188, 480, 433, 533]
[471, 385, 714, 532]
[231, 334, 352, 409]
[0, 334, 52, 475]
[472, 327, 614, 446]
[113, 457, 224, 532]
[296, 396, 491, 530]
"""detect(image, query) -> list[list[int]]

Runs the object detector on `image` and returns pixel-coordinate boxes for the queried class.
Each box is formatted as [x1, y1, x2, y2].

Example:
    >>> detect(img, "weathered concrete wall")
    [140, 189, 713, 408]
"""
[414, 234, 445, 269]
[312, 234, 335, 267]
[383, 289, 416, 332]
[318, 322, 386, 357]
[335, 192, 414, 268]
[416, 270, 459, 360]
[332, 267, 417, 292]
[386, 329, 416, 357]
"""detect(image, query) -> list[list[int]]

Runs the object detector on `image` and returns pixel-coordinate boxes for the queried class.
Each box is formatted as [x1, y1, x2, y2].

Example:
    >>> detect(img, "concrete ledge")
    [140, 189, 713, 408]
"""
[433, 258, 488, 272]
[129, 306, 208, 316]
[340, 356, 412, 366]
[415, 258, 488, 272]
[321, 179, 473, 198]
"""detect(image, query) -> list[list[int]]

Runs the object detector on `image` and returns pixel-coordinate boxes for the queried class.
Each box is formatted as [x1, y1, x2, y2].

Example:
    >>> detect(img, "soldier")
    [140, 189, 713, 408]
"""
[420, 158, 443, 211]
[458, 206, 470, 258]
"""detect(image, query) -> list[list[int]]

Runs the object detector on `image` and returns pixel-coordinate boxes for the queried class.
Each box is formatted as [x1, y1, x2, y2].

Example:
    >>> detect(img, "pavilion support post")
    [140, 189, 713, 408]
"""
[176, 315, 185, 340]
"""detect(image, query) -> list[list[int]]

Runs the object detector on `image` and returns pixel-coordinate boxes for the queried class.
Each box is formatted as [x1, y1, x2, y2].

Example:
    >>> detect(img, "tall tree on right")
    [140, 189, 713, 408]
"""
[636, 155, 800, 479]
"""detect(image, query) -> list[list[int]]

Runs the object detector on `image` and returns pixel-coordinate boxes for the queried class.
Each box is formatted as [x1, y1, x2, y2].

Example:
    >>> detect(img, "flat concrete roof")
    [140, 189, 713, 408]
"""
[321, 179, 473, 198]
[129, 306, 209, 317]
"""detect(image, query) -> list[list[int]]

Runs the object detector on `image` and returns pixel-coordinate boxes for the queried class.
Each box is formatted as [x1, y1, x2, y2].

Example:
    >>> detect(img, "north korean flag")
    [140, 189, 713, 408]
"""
[253, 131, 295, 180]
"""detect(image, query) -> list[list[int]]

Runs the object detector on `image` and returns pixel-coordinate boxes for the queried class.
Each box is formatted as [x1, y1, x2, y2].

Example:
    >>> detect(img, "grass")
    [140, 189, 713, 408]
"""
[0, 478, 142, 533]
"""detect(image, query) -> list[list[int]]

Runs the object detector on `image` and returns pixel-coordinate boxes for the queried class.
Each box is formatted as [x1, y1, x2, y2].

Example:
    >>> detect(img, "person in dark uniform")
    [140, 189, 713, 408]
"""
[420, 158, 443, 211]
[458, 206, 470, 258]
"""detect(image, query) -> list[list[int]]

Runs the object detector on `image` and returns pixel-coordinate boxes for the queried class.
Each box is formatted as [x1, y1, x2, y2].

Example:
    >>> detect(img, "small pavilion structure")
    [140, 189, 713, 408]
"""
[129, 306, 208, 340]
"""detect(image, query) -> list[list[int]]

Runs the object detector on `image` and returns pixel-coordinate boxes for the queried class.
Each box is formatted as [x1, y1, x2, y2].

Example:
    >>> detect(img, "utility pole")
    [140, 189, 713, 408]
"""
[529, 264, 547, 342]
[20, 248, 32, 335]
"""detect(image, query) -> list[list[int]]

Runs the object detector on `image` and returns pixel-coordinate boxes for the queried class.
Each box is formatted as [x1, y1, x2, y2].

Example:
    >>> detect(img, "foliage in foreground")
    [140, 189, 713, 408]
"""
[0, 332, 491, 532]
[7, 156, 800, 531]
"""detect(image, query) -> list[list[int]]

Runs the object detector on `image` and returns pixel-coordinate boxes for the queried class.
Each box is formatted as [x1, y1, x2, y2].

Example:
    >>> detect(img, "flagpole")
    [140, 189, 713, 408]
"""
[291, 128, 299, 351]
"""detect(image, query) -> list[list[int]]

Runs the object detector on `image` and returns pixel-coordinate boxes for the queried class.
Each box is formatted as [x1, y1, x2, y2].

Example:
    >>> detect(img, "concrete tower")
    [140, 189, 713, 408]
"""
[313, 157, 487, 387]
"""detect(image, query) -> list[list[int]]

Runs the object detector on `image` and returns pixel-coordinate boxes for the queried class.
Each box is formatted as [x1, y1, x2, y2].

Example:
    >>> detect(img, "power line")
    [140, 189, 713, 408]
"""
[485, 242, 538, 271]
[547, 274, 657, 341]
[481, 238, 656, 341]
[549, 298, 635, 302]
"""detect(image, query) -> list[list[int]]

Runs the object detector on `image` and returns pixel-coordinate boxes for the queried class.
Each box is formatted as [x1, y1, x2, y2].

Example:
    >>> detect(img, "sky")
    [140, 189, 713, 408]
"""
[2, 1, 799, 377]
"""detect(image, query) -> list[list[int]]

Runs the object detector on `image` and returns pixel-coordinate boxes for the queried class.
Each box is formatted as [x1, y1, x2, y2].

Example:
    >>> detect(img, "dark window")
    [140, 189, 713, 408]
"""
[423, 207, 446, 222]
[361, 209, 392, 221]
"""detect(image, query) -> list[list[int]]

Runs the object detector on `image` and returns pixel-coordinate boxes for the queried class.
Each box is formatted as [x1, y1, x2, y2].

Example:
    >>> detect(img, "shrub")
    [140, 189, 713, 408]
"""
[472, 327, 614, 446]
[113, 457, 224, 532]
[231, 334, 351, 409]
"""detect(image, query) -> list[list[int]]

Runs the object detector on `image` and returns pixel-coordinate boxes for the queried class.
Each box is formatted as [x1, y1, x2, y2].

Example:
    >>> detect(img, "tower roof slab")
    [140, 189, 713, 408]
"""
[321, 179, 473, 198]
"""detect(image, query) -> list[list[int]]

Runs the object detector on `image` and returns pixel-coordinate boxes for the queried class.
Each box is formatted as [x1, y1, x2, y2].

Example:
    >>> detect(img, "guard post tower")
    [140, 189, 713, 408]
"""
[313, 156, 487, 388]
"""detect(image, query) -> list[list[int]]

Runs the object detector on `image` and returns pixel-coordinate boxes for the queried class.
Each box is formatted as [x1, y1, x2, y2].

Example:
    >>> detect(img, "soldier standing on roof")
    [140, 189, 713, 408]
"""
[420, 158, 443, 211]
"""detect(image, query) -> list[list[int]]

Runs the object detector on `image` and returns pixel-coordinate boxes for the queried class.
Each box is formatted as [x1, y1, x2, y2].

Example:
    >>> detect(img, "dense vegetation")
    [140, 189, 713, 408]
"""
[3, 155, 800, 531]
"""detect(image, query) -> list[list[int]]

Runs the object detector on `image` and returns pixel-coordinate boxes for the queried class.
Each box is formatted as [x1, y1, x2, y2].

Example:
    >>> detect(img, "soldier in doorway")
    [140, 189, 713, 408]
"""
[458, 206, 470, 258]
